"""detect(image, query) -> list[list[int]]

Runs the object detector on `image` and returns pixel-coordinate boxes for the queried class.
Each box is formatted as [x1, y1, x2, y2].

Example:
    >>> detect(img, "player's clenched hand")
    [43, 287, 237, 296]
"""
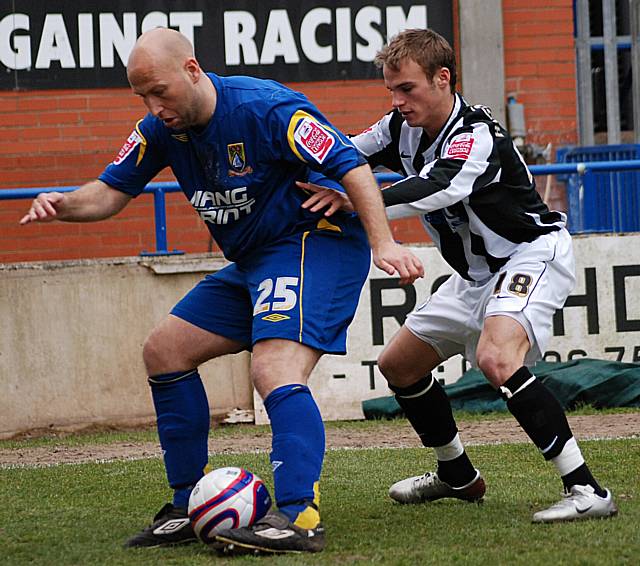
[297, 181, 355, 216]
[19, 192, 66, 225]
[373, 240, 424, 286]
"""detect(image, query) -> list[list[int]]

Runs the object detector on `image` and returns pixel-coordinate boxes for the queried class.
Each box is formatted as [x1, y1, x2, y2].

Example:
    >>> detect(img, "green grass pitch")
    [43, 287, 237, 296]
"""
[0, 429, 638, 565]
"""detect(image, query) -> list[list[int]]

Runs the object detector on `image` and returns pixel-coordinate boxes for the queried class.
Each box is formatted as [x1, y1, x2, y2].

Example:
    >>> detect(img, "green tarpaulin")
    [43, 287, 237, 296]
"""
[362, 358, 640, 419]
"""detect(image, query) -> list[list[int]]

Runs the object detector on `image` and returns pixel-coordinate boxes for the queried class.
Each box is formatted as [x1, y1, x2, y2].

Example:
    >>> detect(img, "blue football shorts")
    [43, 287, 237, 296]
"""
[170, 217, 371, 354]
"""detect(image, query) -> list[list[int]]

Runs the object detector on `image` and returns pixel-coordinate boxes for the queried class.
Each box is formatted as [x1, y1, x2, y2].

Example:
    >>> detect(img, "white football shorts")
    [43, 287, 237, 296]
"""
[405, 229, 575, 367]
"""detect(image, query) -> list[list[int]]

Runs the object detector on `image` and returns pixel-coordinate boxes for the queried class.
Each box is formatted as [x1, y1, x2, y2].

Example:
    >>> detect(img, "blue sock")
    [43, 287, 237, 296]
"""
[264, 384, 324, 527]
[149, 369, 210, 509]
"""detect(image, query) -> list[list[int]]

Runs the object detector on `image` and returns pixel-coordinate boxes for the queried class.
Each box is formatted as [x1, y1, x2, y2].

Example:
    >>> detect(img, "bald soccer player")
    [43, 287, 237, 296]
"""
[21, 28, 423, 555]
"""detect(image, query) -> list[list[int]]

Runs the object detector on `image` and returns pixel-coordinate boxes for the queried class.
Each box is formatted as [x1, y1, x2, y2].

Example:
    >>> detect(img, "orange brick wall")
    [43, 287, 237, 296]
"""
[0, 81, 427, 262]
[503, 0, 578, 148]
[0, 2, 577, 263]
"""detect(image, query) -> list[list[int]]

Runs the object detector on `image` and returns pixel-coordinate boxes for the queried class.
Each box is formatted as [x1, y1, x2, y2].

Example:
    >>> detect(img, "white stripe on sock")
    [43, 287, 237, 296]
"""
[396, 375, 435, 399]
[451, 469, 480, 490]
[433, 432, 465, 461]
[500, 375, 537, 399]
[551, 437, 585, 476]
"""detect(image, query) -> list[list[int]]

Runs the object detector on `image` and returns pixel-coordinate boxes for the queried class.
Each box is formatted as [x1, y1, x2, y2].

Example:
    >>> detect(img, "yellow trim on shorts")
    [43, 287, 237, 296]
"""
[316, 218, 342, 232]
[299, 231, 310, 342]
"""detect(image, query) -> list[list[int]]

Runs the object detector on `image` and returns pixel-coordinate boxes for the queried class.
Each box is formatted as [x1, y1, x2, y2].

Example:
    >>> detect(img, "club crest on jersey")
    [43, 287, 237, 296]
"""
[444, 133, 475, 160]
[113, 128, 146, 166]
[293, 117, 335, 163]
[227, 142, 253, 176]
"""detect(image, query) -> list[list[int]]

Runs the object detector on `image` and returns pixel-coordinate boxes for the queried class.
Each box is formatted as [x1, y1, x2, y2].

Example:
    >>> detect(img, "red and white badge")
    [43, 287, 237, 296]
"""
[293, 117, 336, 163]
[444, 133, 475, 160]
[113, 129, 144, 165]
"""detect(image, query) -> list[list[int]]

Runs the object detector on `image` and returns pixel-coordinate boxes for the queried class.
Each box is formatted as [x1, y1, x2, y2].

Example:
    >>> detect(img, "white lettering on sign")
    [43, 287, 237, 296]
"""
[0, 11, 203, 70]
[355, 6, 382, 62]
[386, 5, 428, 39]
[99, 13, 137, 68]
[0, 14, 31, 70]
[224, 11, 259, 65]
[0, 7, 427, 73]
[223, 5, 428, 66]
[35, 14, 76, 69]
[260, 9, 300, 65]
[78, 14, 94, 68]
[335, 8, 352, 62]
[300, 8, 332, 64]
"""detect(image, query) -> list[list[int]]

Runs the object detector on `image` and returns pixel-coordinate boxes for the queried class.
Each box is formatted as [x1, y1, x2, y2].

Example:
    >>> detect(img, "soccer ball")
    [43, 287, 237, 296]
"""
[188, 466, 272, 543]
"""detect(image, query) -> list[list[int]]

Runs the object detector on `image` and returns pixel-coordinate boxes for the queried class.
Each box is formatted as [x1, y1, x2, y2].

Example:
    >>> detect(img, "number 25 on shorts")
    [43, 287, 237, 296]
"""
[253, 276, 300, 316]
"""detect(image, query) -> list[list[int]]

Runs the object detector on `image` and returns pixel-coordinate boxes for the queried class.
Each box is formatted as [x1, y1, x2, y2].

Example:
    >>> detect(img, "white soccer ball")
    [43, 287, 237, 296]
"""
[187, 466, 272, 543]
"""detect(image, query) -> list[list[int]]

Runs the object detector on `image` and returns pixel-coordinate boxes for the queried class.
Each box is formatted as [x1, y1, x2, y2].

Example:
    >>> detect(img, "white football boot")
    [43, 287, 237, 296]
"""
[389, 470, 486, 504]
[532, 484, 618, 523]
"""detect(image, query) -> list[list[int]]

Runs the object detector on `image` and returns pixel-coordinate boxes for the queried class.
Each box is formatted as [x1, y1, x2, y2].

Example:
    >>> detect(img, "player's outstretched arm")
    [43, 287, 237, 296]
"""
[19, 180, 132, 225]
[340, 164, 424, 286]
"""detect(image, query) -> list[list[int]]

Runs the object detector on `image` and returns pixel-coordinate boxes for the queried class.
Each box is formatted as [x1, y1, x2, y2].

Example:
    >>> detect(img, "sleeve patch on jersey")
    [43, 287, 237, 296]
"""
[293, 116, 336, 163]
[444, 133, 474, 160]
[113, 128, 144, 166]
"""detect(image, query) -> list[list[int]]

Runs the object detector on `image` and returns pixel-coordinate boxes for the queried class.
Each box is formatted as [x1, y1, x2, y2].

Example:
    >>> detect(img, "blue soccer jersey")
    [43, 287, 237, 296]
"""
[99, 73, 365, 261]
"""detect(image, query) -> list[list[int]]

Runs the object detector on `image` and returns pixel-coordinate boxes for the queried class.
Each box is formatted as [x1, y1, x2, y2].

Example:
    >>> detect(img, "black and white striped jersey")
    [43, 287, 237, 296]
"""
[351, 93, 567, 282]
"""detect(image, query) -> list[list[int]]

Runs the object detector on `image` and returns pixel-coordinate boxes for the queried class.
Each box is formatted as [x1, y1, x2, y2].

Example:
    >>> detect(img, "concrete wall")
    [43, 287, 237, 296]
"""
[4, 234, 640, 436]
[0, 255, 252, 438]
[459, 0, 506, 124]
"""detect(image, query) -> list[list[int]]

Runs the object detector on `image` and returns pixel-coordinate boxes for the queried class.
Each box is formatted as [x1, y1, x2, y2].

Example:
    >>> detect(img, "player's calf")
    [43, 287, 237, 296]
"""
[501, 366, 617, 522]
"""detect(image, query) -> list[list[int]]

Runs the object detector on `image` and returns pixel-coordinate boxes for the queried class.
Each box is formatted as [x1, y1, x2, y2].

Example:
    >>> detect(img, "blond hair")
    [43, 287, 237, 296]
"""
[375, 29, 456, 93]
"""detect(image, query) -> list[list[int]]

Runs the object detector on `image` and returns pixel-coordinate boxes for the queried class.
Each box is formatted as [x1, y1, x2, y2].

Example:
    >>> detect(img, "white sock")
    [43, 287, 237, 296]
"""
[550, 437, 585, 476]
[433, 432, 464, 462]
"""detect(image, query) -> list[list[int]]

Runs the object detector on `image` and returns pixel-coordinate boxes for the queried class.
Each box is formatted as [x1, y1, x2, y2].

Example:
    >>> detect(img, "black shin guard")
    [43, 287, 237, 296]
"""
[501, 367, 605, 495]
[390, 375, 458, 448]
[501, 367, 572, 460]
[391, 375, 476, 487]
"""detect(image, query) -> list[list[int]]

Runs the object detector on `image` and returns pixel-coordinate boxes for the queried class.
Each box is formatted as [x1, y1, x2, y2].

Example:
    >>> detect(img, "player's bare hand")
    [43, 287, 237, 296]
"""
[297, 181, 355, 216]
[373, 240, 424, 286]
[19, 192, 66, 225]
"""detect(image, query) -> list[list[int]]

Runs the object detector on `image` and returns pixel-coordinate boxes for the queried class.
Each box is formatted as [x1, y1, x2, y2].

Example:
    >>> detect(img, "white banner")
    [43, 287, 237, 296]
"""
[1, 1, 452, 89]
[255, 233, 640, 423]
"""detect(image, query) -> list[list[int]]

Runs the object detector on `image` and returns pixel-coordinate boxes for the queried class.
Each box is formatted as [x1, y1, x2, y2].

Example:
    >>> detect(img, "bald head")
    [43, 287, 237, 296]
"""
[128, 28, 194, 76]
[126, 28, 215, 130]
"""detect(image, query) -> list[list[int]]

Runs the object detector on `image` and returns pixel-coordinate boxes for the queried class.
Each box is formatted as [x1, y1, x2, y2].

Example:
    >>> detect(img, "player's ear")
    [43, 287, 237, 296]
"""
[185, 57, 201, 83]
[435, 67, 450, 89]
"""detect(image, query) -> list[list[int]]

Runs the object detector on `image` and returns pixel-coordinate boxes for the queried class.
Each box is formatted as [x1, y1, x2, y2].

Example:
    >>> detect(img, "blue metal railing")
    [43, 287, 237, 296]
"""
[2, 161, 640, 255]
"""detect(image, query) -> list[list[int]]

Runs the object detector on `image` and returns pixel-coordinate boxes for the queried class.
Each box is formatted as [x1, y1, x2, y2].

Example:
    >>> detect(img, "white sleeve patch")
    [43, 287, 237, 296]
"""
[443, 132, 475, 160]
[113, 129, 143, 165]
[293, 117, 336, 163]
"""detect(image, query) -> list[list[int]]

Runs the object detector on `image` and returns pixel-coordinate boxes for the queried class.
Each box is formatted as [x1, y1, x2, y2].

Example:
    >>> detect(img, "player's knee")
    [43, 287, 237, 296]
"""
[377, 349, 423, 387]
[250, 360, 291, 399]
[142, 333, 160, 372]
[142, 327, 176, 374]
[476, 346, 512, 387]
[376, 349, 399, 382]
